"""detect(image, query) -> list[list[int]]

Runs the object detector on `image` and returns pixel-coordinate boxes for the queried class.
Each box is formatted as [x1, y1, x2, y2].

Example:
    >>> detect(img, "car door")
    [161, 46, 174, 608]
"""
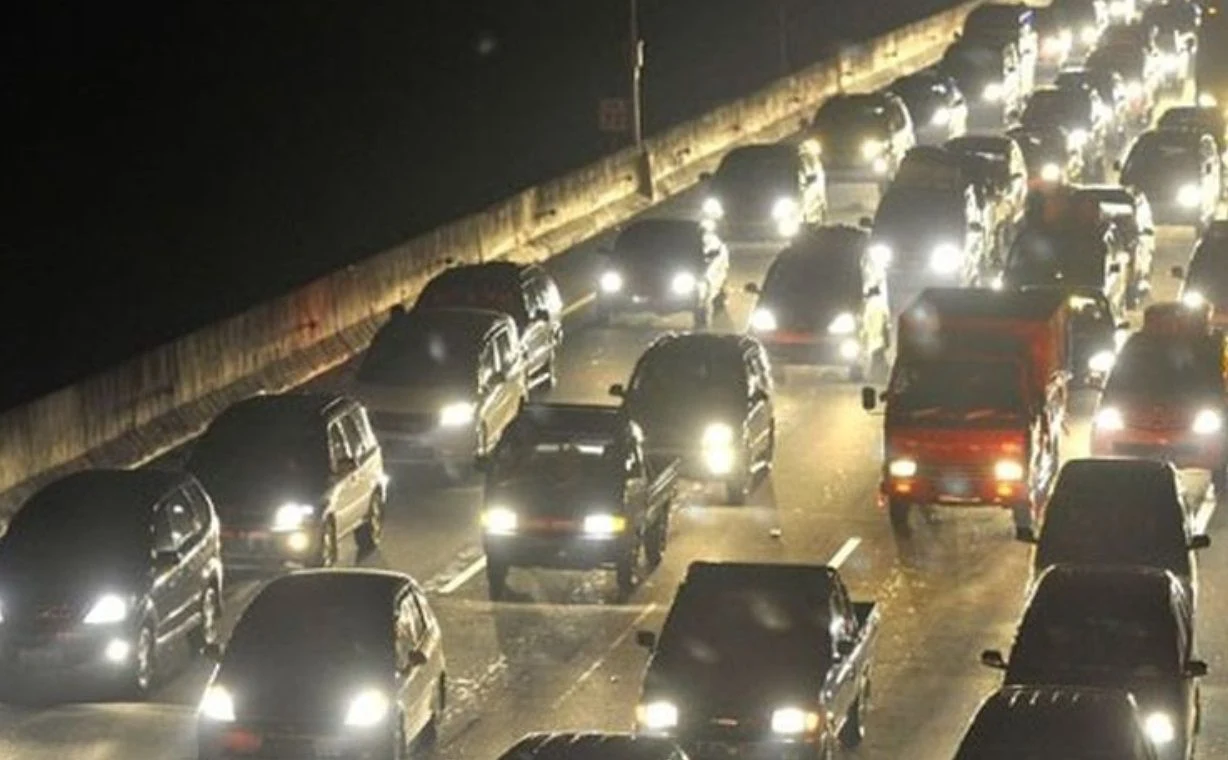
[822, 585, 859, 729]
[394, 589, 442, 737]
[150, 496, 197, 638]
[624, 443, 650, 528]
[182, 478, 223, 592]
[519, 278, 550, 375]
[339, 409, 378, 533]
[490, 326, 526, 443]
[326, 419, 365, 532]
[743, 350, 773, 461]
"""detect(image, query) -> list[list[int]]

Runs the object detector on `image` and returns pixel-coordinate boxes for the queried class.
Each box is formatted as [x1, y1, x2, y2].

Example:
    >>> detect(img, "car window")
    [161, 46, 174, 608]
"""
[494, 327, 517, 370]
[340, 412, 367, 458]
[327, 421, 352, 471]
[354, 408, 378, 452]
[478, 340, 497, 388]
[181, 481, 214, 531]
[154, 497, 198, 553]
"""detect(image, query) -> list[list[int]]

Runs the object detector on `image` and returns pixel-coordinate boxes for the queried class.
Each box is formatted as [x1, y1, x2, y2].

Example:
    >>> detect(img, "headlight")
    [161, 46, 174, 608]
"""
[702, 423, 735, 448]
[199, 685, 236, 723]
[991, 275, 1004, 291]
[1088, 350, 1116, 374]
[771, 197, 799, 221]
[839, 339, 860, 360]
[868, 243, 892, 266]
[1080, 25, 1098, 45]
[771, 707, 820, 735]
[983, 82, 1004, 102]
[637, 700, 679, 730]
[1110, 0, 1129, 16]
[994, 460, 1025, 481]
[1095, 407, 1125, 431]
[1126, 80, 1143, 100]
[888, 458, 918, 477]
[1183, 291, 1206, 309]
[1199, 92, 1218, 107]
[1067, 128, 1089, 150]
[599, 270, 624, 293]
[272, 502, 314, 532]
[83, 594, 128, 625]
[1193, 409, 1223, 435]
[1040, 163, 1061, 182]
[480, 506, 518, 535]
[344, 688, 391, 728]
[931, 107, 951, 126]
[930, 243, 962, 274]
[582, 513, 627, 537]
[1144, 711, 1175, 745]
[828, 312, 856, 335]
[861, 139, 886, 159]
[671, 272, 697, 295]
[702, 196, 724, 219]
[750, 307, 778, 332]
[440, 401, 476, 428]
[1177, 184, 1202, 208]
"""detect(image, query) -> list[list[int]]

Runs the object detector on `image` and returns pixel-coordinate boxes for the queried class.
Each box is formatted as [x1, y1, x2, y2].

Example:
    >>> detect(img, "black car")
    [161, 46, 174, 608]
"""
[699, 143, 827, 241]
[1158, 105, 1228, 153]
[1086, 42, 1158, 126]
[188, 393, 388, 570]
[940, 39, 1025, 125]
[414, 262, 564, 391]
[811, 92, 916, 184]
[198, 570, 447, 760]
[745, 225, 891, 381]
[1051, 0, 1111, 52]
[1056, 66, 1130, 140]
[1119, 129, 1222, 227]
[960, 2, 1040, 91]
[1073, 184, 1158, 306]
[982, 564, 1205, 760]
[0, 469, 222, 697]
[477, 403, 679, 600]
[497, 733, 690, 760]
[1174, 219, 1228, 326]
[1000, 220, 1131, 316]
[945, 134, 1030, 246]
[887, 69, 969, 144]
[1007, 125, 1083, 186]
[953, 685, 1160, 760]
[1037, 6, 1077, 69]
[597, 219, 731, 328]
[1142, 1, 1201, 87]
[1020, 86, 1111, 181]
[610, 333, 774, 505]
[1060, 286, 1124, 387]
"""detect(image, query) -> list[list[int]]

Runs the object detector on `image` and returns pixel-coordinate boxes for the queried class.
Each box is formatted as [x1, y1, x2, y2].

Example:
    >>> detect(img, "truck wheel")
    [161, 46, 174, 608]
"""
[888, 499, 910, 534]
[486, 560, 509, 601]
[645, 513, 669, 568]
[839, 692, 867, 748]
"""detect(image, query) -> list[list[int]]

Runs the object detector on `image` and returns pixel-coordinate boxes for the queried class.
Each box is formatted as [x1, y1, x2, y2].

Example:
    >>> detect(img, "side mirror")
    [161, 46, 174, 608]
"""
[865, 285, 882, 297]
[1185, 659, 1209, 678]
[490, 369, 508, 385]
[836, 639, 856, 658]
[1171, 265, 1186, 279]
[744, 282, 761, 295]
[609, 383, 626, 398]
[981, 649, 1008, 670]
[699, 171, 713, 182]
[861, 386, 878, 411]
[1015, 526, 1038, 544]
[1011, 172, 1024, 182]
[636, 630, 657, 650]
[1191, 534, 1211, 550]
[1141, 227, 1155, 236]
[405, 650, 429, 669]
[203, 643, 223, 661]
[1116, 320, 1131, 330]
[858, 216, 874, 229]
[153, 550, 180, 573]
[751, 389, 770, 404]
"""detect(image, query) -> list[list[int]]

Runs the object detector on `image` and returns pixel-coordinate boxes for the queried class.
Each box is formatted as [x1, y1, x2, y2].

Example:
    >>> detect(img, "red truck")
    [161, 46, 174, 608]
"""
[862, 288, 1069, 538]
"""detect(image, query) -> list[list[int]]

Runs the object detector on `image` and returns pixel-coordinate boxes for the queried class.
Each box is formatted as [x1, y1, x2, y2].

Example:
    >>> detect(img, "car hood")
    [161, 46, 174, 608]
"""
[627, 396, 745, 449]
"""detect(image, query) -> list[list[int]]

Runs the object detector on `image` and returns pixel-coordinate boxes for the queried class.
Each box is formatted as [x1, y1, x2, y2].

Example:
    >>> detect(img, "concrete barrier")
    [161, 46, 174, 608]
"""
[0, 0, 979, 515]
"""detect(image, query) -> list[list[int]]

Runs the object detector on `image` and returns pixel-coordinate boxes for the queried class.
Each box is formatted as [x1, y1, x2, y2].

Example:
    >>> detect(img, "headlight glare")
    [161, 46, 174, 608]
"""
[771, 197, 799, 221]
[83, 594, 128, 625]
[1182, 291, 1206, 309]
[440, 401, 476, 427]
[931, 107, 951, 126]
[828, 312, 856, 335]
[868, 243, 892, 266]
[1081, 25, 1098, 45]
[861, 139, 886, 159]
[702, 423, 735, 448]
[771, 707, 820, 735]
[582, 513, 627, 536]
[344, 689, 391, 728]
[702, 196, 724, 219]
[272, 502, 314, 532]
[1199, 92, 1218, 107]
[1193, 409, 1223, 435]
[750, 307, 778, 332]
[1095, 407, 1125, 431]
[481, 506, 518, 535]
[599, 270, 624, 293]
[1067, 128, 1088, 150]
[200, 685, 236, 722]
[994, 460, 1025, 481]
[983, 82, 1004, 102]
[1126, 79, 1143, 99]
[1088, 350, 1116, 374]
[637, 700, 679, 730]
[930, 243, 962, 274]
[1040, 163, 1061, 182]
[888, 458, 918, 478]
[671, 271, 697, 295]
[1144, 711, 1175, 745]
[1177, 184, 1201, 208]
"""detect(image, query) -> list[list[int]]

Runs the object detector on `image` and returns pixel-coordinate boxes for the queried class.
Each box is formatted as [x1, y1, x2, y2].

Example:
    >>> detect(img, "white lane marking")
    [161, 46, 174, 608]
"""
[550, 603, 657, 710]
[439, 598, 654, 614]
[828, 536, 862, 569]
[439, 556, 487, 595]
[562, 292, 596, 317]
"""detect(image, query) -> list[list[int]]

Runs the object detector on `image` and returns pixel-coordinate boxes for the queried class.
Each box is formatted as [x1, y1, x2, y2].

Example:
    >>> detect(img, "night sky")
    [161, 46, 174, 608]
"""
[1, 0, 956, 409]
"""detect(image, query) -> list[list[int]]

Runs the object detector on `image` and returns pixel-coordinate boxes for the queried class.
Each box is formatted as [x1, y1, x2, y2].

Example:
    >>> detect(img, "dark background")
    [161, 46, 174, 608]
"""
[2, 0, 957, 409]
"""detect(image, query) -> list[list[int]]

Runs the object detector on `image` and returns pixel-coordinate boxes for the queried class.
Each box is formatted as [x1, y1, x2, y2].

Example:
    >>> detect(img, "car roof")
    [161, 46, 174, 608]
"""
[1032, 562, 1179, 603]
[500, 733, 684, 760]
[257, 569, 412, 608]
[217, 391, 354, 425]
[647, 332, 754, 358]
[25, 469, 186, 515]
[396, 305, 511, 339]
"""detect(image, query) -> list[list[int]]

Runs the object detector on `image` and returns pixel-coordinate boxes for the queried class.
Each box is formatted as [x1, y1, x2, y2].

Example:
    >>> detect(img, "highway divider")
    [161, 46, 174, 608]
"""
[0, 1, 978, 516]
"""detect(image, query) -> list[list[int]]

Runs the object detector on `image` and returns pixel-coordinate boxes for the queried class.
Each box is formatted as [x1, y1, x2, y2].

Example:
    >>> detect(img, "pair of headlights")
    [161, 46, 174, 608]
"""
[599, 271, 698, 296]
[480, 506, 628, 537]
[637, 700, 819, 736]
[865, 243, 961, 274]
[749, 310, 855, 336]
[887, 458, 1024, 481]
[1095, 407, 1223, 435]
[201, 685, 391, 728]
[0, 593, 130, 626]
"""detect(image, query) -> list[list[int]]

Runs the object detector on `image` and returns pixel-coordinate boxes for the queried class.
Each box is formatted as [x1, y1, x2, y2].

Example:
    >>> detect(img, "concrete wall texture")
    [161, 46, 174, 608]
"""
[0, 1, 979, 514]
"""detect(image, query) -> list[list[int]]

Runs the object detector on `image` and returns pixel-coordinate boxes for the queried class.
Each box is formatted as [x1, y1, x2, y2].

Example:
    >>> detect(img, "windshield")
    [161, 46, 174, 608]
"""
[965, 8, 1023, 38]
[614, 223, 701, 261]
[0, 489, 147, 573]
[762, 255, 861, 304]
[1012, 605, 1179, 681]
[190, 409, 328, 486]
[1005, 228, 1105, 286]
[714, 149, 795, 190]
[1022, 91, 1091, 127]
[889, 360, 1026, 421]
[489, 441, 617, 486]
[814, 100, 889, 136]
[944, 44, 1001, 73]
[1159, 110, 1223, 137]
[225, 591, 391, 673]
[417, 277, 526, 321]
[1105, 338, 1223, 398]
[357, 325, 479, 387]
[631, 347, 744, 403]
[1122, 139, 1198, 180]
[874, 190, 966, 241]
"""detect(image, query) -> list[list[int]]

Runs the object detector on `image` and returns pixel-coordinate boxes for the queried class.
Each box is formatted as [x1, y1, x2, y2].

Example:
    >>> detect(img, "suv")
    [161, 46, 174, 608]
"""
[699, 143, 827, 241]
[354, 307, 527, 476]
[960, 3, 1039, 92]
[0, 469, 223, 697]
[811, 92, 916, 184]
[1174, 220, 1228, 328]
[415, 262, 564, 391]
[188, 392, 388, 569]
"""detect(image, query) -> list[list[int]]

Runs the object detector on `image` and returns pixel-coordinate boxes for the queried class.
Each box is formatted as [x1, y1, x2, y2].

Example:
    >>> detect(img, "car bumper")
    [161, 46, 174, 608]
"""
[484, 534, 631, 570]
[758, 333, 864, 367]
[880, 467, 1030, 507]
[221, 527, 321, 570]
[0, 625, 140, 686]
[373, 427, 476, 465]
[597, 290, 704, 317]
[1092, 429, 1225, 470]
[199, 724, 395, 760]
[707, 217, 803, 242]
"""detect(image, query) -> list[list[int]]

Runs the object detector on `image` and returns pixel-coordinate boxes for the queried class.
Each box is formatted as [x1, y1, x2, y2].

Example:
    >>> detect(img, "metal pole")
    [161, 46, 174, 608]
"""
[630, 0, 644, 149]
[779, 0, 789, 75]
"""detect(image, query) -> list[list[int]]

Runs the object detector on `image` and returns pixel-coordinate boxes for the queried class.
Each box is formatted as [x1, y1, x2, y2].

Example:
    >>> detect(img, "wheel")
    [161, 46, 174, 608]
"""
[355, 493, 384, 557]
[127, 623, 157, 699]
[839, 691, 867, 748]
[713, 288, 729, 311]
[188, 584, 222, 651]
[485, 559, 509, 601]
[615, 541, 640, 599]
[888, 499, 910, 534]
[645, 511, 669, 568]
[693, 300, 711, 329]
[315, 519, 339, 568]
[1012, 502, 1035, 541]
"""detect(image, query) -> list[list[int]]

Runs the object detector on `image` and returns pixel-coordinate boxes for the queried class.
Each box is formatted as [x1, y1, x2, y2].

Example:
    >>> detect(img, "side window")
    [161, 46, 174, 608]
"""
[543, 277, 563, 313]
[394, 594, 418, 669]
[829, 584, 854, 643]
[494, 327, 518, 368]
[626, 444, 644, 477]
[181, 481, 214, 531]
[410, 593, 431, 638]
[154, 497, 198, 552]
[354, 407, 378, 452]
[327, 421, 352, 471]
[340, 412, 367, 458]
[524, 278, 544, 316]
[478, 341, 497, 388]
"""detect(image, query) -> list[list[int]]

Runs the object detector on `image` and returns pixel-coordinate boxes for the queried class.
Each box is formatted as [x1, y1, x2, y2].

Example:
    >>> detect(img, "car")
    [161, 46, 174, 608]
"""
[476, 403, 679, 600]
[1072, 184, 1157, 307]
[596, 219, 730, 328]
[940, 38, 1025, 125]
[1036, 6, 1077, 70]
[1142, 1, 1201, 87]
[1021, 458, 1210, 607]
[0, 469, 222, 697]
[1056, 66, 1130, 143]
[353, 307, 527, 477]
[744, 225, 891, 381]
[981, 564, 1205, 760]
[960, 3, 1040, 92]
[1008, 125, 1084, 186]
[945, 134, 1030, 254]
[699, 143, 826, 241]
[1057, 286, 1125, 387]
[1173, 220, 1228, 326]
[634, 561, 879, 759]
[414, 262, 564, 391]
[188, 392, 388, 569]
[953, 685, 1160, 760]
[1119, 129, 1222, 228]
[887, 69, 970, 144]
[197, 569, 446, 760]
[1086, 42, 1160, 126]
[1019, 86, 1111, 181]
[1157, 105, 1228, 154]
[811, 92, 916, 184]
[610, 333, 774, 505]
[496, 733, 690, 760]
[1004, 220, 1131, 317]
[1051, 0, 1111, 53]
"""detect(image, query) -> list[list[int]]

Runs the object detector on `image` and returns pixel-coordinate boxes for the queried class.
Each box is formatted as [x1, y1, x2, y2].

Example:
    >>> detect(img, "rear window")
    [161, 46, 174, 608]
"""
[357, 323, 480, 386]
[614, 223, 702, 260]
[417, 274, 527, 321]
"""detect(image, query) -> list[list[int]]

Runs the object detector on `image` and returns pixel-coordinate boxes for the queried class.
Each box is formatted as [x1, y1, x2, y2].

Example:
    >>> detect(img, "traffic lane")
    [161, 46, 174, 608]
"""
[0, 704, 194, 760]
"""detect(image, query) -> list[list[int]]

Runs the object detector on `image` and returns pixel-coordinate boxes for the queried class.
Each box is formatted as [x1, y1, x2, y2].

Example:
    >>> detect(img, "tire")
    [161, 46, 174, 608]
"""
[127, 623, 157, 699]
[888, 499, 910, 534]
[725, 471, 750, 506]
[839, 692, 867, 748]
[616, 541, 639, 599]
[315, 519, 339, 568]
[486, 559, 509, 601]
[1012, 503, 1035, 541]
[355, 492, 384, 557]
[188, 584, 222, 652]
[693, 300, 711, 329]
[645, 512, 669, 568]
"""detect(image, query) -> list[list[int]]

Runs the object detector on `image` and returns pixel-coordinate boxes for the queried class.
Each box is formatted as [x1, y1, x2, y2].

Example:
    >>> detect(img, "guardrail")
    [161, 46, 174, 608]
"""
[0, 1, 979, 514]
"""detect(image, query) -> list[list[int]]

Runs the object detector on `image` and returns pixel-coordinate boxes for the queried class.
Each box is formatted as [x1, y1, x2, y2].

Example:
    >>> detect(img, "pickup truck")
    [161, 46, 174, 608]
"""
[634, 561, 879, 759]
[476, 402, 679, 601]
